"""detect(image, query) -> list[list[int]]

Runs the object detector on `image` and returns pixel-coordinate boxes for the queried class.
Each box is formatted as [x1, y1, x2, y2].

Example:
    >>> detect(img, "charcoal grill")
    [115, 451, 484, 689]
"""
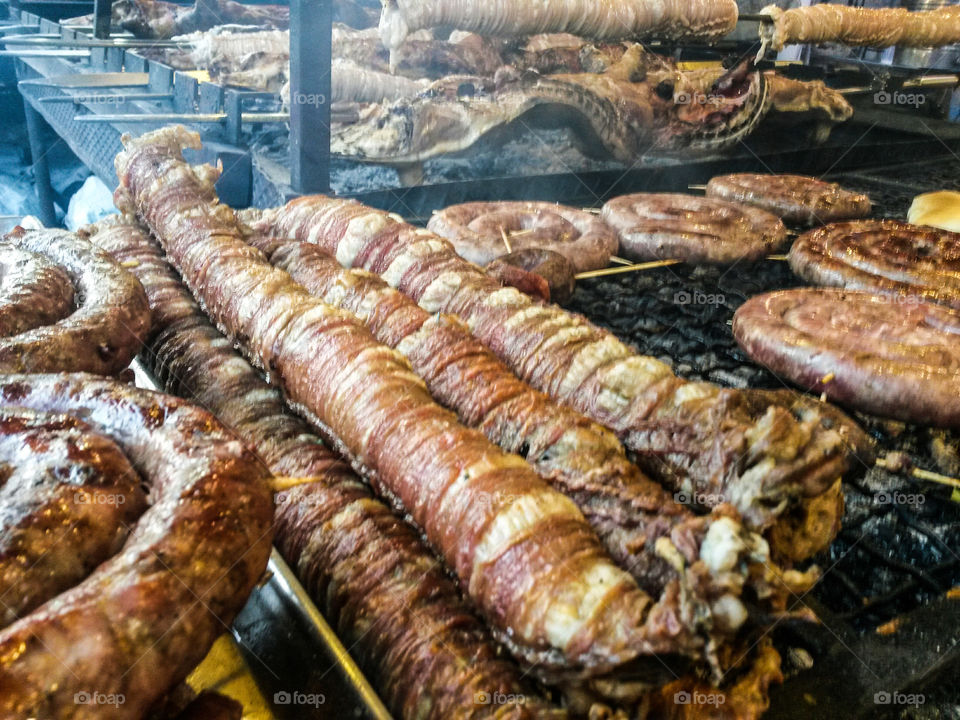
[3, 5, 960, 718]
[569, 157, 960, 719]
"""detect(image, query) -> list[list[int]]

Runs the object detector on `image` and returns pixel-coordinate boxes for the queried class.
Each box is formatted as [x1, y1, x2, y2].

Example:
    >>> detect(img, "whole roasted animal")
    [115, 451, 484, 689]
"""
[789, 219, 960, 310]
[117, 125, 729, 685]
[759, 3, 960, 52]
[86, 216, 567, 720]
[169, 28, 429, 99]
[332, 47, 771, 164]
[706, 173, 872, 226]
[734, 288, 960, 428]
[0, 228, 150, 375]
[108, 0, 289, 39]
[248, 190, 876, 560]
[0, 374, 273, 718]
[379, 0, 739, 52]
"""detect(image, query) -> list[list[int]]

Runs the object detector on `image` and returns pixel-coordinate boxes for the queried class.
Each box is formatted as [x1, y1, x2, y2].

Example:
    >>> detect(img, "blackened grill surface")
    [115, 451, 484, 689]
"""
[568, 158, 960, 638]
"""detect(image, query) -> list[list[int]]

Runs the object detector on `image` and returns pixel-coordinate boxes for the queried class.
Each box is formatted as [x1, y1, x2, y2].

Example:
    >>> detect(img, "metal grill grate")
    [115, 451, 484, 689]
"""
[567, 157, 960, 634]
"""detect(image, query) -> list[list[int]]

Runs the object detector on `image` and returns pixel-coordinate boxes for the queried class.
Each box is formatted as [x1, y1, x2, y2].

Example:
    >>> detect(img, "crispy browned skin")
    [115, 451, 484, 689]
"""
[734, 288, 960, 427]
[0, 247, 73, 338]
[115, 126, 684, 681]
[0, 374, 273, 719]
[427, 201, 618, 273]
[0, 409, 146, 627]
[87, 216, 567, 719]
[0, 229, 150, 375]
[247, 194, 870, 542]
[789, 219, 960, 311]
[601, 193, 789, 264]
[706, 174, 871, 227]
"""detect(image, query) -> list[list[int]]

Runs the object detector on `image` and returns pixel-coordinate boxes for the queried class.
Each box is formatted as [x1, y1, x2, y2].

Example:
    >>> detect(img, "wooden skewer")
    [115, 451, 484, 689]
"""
[499, 227, 512, 254]
[575, 259, 682, 279]
[875, 457, 960, 491]
[508, 228, 536, 238]
[610, 256, 634, 265]
[688, 184, 707, 191]
[582, 207, 601, 214]
[269, 476, 322, 493]
[767, 254, 789, 261]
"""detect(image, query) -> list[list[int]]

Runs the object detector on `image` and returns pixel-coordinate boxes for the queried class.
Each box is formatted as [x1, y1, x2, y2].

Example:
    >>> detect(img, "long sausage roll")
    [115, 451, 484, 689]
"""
[243, 231, 808, 624]
[114, 125, 689, 681]
[86, 215, 567, 720]
[245, 195, 874, 554]
[379, 0, 739, 51]
[760, 3, 960, 52]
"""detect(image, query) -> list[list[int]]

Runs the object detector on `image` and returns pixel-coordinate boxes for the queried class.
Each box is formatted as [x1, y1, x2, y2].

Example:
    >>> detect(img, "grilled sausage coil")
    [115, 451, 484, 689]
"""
[601, 192, 789, 264]
[705, 173, 871, 227]
[0, 374, 273, 719]
[427, 201, 618, 273]
[789, 219, 960, 311]
[0, 229, 150, 375]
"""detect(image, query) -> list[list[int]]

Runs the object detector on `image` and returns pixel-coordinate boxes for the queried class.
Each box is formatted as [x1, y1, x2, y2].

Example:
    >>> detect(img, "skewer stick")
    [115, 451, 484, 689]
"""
[739, 13, 774, 23]
[269, 476, 322, 492]
[875, 457, 960, 490]
[508, 228, 536, 238]
[610, 256, 634, 265]
[499, 227, 512, 253]
[575, 259, 682, 279]
[767, 254, 789, 261]
[688, 184, 707, 191]
[582, 207, 601, 214]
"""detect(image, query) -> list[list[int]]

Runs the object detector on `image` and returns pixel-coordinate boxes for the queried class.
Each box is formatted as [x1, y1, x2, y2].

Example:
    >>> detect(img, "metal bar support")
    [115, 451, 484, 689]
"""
[289, 0, 331, 194]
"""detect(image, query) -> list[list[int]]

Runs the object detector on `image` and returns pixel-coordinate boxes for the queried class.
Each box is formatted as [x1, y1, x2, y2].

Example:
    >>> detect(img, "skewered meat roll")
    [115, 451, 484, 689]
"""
[379, 0, 740, 52]
[115, 125, 718, 683]
[760, 3, 960, 52]
[86, 215, 567, 720]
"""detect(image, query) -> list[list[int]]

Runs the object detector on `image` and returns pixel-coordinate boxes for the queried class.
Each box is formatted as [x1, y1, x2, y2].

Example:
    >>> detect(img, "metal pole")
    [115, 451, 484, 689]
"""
[93, 0, 111, 39]
[23, 104, 57, 227]
[289, 0, 331, 194]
